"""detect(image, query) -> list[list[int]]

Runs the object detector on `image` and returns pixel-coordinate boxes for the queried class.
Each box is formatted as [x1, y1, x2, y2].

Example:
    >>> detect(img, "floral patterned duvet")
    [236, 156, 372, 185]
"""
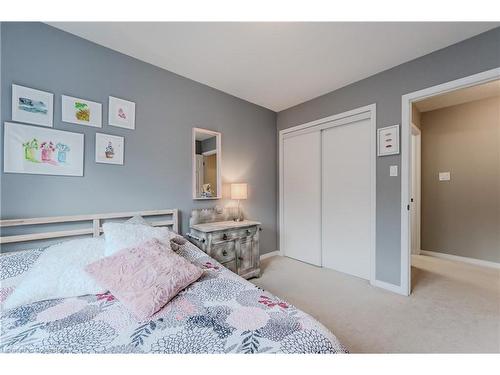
[0, 241, 346, 354]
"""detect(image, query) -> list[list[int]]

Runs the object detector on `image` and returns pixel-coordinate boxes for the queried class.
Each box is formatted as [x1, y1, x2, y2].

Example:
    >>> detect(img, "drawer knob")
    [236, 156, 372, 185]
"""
[222, 234, 228, 240]
[222, 250, 228, 256]
[246, 230, 251, 235]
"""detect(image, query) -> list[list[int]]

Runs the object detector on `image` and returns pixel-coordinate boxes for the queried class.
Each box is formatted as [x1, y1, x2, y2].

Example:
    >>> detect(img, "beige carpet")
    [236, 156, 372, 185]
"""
[251, 254, 500, 353]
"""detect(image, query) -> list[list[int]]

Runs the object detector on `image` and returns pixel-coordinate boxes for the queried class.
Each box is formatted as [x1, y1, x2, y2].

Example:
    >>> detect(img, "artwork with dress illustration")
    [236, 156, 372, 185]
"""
[108, 96, 136, 130]
[3, 122, 84, 176]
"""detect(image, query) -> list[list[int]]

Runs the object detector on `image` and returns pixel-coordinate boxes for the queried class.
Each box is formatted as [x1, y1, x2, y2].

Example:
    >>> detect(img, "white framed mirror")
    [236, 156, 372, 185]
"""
[192, 128, 222, 200]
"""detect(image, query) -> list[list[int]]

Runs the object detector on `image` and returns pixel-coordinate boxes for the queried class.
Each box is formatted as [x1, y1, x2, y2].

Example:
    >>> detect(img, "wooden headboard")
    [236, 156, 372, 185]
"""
[0, 209, 178, 245]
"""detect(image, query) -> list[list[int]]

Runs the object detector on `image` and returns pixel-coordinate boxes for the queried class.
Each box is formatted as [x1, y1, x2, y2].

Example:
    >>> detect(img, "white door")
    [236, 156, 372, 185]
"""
[282, 131, 322, 266]
[321, 118, 372, 279]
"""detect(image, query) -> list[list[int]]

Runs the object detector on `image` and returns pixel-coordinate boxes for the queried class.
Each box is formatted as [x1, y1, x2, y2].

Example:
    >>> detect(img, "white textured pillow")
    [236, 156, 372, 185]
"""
[103, 222, 171, 256]
[125, 215, 150, 226]
[3, 237, 106, 310]
[123, 216, 186, 251]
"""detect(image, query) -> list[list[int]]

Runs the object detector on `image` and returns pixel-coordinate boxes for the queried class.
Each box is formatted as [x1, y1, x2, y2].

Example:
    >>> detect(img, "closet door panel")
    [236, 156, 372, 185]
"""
[282, 131, 322, 266]
[321, 118, 372, 279]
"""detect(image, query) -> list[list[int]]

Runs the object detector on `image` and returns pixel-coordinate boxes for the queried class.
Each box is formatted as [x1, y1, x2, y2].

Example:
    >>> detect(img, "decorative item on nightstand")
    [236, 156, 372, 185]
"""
[231, 183, 247, 221]
[186, 208, 261, 279]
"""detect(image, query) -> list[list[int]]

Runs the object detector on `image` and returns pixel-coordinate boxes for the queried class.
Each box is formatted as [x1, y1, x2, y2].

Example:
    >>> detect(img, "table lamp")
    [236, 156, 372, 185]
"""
[231, 183, 247, 221]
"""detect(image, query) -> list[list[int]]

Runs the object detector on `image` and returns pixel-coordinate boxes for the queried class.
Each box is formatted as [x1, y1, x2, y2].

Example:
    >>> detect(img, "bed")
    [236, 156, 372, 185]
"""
[0, 210, 346, 354]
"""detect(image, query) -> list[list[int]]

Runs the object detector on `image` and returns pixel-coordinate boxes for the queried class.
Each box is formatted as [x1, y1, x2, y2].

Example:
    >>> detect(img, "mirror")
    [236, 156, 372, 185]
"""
[192, 128, 221, 199]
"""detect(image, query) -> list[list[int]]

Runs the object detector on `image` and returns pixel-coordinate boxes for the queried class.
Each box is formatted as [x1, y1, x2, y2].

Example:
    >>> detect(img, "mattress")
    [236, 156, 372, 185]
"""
[0, 240, 346, 354]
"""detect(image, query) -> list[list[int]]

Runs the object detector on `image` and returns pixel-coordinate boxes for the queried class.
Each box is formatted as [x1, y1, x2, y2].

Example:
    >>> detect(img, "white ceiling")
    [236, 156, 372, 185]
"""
[415, 79, 500, 112]
[195, 130, 216, 141]
[48, 22, 499, 112]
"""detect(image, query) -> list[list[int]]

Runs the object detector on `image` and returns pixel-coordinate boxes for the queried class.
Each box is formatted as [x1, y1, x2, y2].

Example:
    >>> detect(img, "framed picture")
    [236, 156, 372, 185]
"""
[3, 122, 84, 176]
[61, 95, 102, 128]
[12, 84, 54, 127]
[377, 124, 400, 156]
[108, 96, 136, 130]
[95, 133, 124, 165]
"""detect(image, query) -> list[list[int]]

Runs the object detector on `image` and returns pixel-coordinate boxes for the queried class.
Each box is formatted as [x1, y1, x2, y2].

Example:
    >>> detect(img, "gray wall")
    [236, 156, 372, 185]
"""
[0, 22, 277, 254]
[421, 97, 500, 262]
[277, 27, 500, 285]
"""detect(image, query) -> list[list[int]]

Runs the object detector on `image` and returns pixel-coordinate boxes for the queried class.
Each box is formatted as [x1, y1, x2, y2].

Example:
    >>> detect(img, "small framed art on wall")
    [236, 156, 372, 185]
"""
[108, 96, 136, 130]
[95, 133, 124, 165]
[377, 124, 400, 156]
[12, 84, 54, 127]
[61, 95, 102, 128]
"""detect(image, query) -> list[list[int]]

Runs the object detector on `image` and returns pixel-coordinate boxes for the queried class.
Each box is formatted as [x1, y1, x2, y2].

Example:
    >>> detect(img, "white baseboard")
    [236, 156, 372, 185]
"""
[260, 250, 281, 260]
[419, 250, 500, 269]
[370, 279, 408, 296]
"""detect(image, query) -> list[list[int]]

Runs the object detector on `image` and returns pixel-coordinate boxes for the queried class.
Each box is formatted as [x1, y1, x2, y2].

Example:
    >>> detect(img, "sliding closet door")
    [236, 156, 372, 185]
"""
[282, 131, 322, 266]
[321, 118, 372, 279]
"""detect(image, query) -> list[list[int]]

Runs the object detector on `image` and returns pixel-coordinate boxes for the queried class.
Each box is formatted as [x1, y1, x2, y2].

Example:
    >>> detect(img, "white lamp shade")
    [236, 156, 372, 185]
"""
[231, 183, 248, 200]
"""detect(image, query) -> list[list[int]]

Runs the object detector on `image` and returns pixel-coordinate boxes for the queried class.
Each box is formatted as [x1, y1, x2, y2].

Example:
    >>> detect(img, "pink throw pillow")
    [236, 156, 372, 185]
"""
[85, 238, 203, 320]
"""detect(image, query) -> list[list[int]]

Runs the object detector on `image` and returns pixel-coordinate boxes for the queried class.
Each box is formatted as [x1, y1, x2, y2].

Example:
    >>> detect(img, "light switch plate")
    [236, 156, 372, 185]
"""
[439, 172, 451, 181]
[390, 165, 398, 177]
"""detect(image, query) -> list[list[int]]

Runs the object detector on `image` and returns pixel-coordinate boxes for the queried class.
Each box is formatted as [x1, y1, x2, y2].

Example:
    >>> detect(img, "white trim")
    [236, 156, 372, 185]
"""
[201, 149, 217, 156]
[260, 250, 281, 260]
[401, 67, 500, 296]
[282, 112, 370, 139]
[370, 279, 408, 295]
[279, 104, 378, 288]
[369, 105, 377, 286]
[410, 124, 421, 256]
[411, 123, 421, 136]
[420, 250, 500, 269]
[280, 104, 375, 136]
[192, 127, 222, 200]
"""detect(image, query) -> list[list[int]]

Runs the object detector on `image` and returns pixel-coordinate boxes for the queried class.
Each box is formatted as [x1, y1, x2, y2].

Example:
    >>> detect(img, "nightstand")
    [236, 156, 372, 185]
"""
[187, 219, 261, 279]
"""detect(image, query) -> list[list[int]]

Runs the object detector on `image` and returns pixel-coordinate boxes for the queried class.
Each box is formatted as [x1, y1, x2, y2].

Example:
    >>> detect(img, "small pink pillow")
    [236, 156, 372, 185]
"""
[85, 239, 203, 320]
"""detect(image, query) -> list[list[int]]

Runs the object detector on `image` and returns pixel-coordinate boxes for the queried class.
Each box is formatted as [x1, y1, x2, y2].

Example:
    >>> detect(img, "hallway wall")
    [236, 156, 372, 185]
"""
[421, 96, 500, 262]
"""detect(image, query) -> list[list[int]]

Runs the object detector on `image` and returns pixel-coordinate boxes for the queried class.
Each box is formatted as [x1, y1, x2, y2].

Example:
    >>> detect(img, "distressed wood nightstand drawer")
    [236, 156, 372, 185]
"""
[212, 227, 258, 242]
[212, 240, 236, 263]
[222, 260, 237, 273]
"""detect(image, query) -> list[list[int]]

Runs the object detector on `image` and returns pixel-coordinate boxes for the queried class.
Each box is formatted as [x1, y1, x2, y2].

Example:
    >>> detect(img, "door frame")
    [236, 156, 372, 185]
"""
[278, 103, 377, 286]
[400, 67, 500, 296]
[410, 124, 421, 256]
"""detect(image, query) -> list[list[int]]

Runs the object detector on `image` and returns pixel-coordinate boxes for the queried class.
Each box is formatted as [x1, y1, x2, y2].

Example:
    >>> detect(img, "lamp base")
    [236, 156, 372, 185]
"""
[233, 200, 243, 221]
